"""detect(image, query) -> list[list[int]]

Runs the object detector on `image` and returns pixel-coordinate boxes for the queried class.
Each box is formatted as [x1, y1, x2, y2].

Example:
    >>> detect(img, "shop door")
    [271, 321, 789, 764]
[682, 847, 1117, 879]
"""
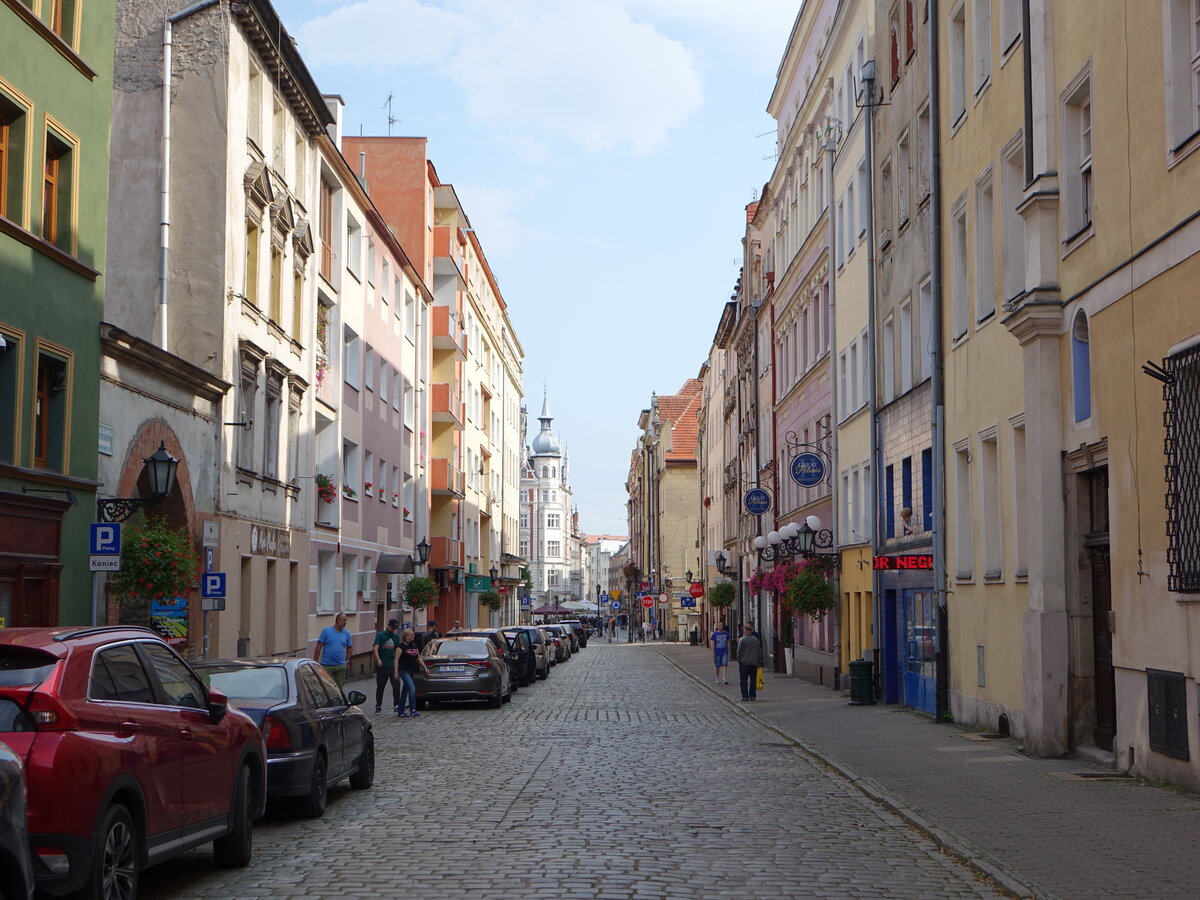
[902, 589, 936, 715]
[1085, 468, 1115, 751]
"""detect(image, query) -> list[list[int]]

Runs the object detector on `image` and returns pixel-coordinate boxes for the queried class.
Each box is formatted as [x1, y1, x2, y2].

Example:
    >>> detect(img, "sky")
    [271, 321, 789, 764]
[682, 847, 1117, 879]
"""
[284, 0, 798, 534]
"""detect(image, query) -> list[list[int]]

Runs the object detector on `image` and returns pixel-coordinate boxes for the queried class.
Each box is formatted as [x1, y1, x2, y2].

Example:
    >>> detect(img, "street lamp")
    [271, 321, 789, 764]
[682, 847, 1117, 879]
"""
[489, 565, 498, 583]
[416, 537, 431, 568]
[96, 441, 180, 522]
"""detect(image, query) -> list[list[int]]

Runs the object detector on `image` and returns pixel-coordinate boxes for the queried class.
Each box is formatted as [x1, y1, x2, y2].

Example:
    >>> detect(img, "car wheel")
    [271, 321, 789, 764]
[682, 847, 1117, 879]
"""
[487, 688, 502, 708]
[213, 764, 253, 868]
[416, 698, 428, 710]
[84, 804, 137, 900]
[349, 734, 375, 789]
[299, 754, 328, 818]
[538, 666, 548, 680]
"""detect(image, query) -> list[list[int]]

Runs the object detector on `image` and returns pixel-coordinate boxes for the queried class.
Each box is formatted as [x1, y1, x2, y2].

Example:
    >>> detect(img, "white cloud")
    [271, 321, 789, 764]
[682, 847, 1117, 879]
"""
[294, 0, 703, 156]
[452, 183, 537, 258]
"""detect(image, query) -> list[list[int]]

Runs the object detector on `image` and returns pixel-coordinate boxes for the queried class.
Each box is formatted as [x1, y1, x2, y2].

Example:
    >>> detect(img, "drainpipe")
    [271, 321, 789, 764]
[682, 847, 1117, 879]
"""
[929, 0, 950, 723]
[825, 125, 841, 687]
[161, 0, 222, 351]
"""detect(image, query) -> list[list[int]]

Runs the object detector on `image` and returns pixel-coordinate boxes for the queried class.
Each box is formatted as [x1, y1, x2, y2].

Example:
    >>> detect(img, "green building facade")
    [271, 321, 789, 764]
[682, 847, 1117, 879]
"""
[0, 0, 116, 625]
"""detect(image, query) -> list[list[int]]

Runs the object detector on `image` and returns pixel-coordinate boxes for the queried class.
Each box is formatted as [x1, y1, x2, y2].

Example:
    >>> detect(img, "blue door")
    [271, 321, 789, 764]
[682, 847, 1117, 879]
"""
[902, 589, 936, 715]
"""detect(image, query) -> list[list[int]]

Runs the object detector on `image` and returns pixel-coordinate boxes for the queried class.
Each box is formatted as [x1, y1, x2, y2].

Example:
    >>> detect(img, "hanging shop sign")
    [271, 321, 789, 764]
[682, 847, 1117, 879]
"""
[790, 452, 827, 487]
[873, 554, 934, 571]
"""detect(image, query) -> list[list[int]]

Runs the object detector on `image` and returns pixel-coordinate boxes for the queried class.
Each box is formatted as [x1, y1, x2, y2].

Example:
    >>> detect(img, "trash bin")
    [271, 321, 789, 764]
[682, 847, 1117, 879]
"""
[849, 658, 875, 706]
[689, 629, 698, 646]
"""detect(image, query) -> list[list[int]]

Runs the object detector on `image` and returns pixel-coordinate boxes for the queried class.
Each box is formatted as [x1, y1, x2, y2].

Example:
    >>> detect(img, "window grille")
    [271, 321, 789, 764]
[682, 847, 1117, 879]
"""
[1163, 342, 1200, 592]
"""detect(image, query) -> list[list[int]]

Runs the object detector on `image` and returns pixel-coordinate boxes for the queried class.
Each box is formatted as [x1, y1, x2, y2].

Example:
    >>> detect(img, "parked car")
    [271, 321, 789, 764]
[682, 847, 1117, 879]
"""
[0, 740, 34, 900]
[193, 658, 374, 818]
[0, 626, 266, 899]
[496, 629, 537, 686]
[447, 628, 528, 690]
[503, 626, 550, 680]
[541, 624, 574, 657]
[416, 636, 512, 708]
[559, 619, 588, 648]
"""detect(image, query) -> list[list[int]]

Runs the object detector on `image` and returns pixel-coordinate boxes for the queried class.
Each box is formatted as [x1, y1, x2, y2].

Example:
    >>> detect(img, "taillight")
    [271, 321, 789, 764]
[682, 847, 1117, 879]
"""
[467, 660, 492, 670]
[262, 715, 292, 751]
[26, 691, 75, 731]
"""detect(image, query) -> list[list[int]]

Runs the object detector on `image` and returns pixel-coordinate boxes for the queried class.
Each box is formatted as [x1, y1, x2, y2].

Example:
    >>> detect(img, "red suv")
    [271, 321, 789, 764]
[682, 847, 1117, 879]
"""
[0, 626, 267, 898]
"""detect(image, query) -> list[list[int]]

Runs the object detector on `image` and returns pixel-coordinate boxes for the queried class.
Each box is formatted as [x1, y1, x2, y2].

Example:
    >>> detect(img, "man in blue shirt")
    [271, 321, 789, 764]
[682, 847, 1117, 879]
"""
[710, 621, 730, 684]
[314, 613, 354, 686]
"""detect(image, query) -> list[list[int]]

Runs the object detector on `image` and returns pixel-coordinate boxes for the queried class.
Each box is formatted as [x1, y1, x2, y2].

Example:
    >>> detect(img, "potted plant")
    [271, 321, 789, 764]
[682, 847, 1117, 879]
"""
[363, 481, 373, 497]
[110, 517, 201, 628]
[480, 591, 503, 611]
[781, 614, 795, 675]
[403, 575, 439, 610]
[392, 491, 400, 506]
[708, 580, 736, 610]
[342, 483, 357, 500]
[782, 562, 836, 622]
[402, 506, 411, 520]
[315, 473, 337, 505]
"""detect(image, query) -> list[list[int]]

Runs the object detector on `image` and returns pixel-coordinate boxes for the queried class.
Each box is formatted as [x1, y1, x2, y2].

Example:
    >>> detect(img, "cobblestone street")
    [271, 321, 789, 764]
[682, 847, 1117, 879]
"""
[142, 643, 1003, 899]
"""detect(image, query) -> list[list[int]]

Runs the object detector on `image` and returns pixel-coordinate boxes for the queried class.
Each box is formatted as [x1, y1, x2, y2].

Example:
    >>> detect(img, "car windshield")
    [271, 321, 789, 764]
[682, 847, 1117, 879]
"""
[0, 647, 58, 687]
[427, 638, 490, 658]
[197, 666, 288, 700]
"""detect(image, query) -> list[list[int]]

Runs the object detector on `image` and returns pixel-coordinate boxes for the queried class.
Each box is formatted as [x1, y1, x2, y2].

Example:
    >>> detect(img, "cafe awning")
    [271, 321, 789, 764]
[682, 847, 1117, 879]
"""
[375, 554, 415, 574]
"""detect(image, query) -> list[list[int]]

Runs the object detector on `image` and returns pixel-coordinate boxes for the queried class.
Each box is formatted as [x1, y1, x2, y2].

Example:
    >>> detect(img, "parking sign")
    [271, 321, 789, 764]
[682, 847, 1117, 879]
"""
[202, 573, 226, 598]
[90, 523, 122, 555]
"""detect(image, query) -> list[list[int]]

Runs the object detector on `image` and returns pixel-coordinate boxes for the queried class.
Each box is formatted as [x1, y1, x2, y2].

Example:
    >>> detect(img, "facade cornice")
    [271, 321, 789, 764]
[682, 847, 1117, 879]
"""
[101, 322, 232, 403]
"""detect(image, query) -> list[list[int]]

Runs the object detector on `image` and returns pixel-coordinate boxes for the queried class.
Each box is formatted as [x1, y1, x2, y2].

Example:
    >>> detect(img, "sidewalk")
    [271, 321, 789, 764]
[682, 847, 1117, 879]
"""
[658, 643, 1200, 900]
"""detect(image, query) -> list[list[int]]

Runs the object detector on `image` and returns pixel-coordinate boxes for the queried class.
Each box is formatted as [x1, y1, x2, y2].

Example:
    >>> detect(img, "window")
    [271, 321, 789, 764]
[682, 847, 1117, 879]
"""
[917, 103, 932, 200]
[364, 345, 374, 391]
[972, 0, 992, 93]
[950, 3, 967, 123]
[905, 0, 916, 57]
[979, 429, 1002, 578]
[951, 198, 969, 339]
[902, 456, 914, 523]
[247, 67, 262, 148]
[32, 351, 66, 471]
[244, 219, 261, 307]
[342, 439, 359, 499]
[343, 325, 360, 389]
[363, 450, 373, 494]
[237, 353, 258, 472]
[342, 554, 358, 608]
[1061, 69, 1093, 239]
[889, 6, 901, 85]
[917, 278, 934, 382]
[0, 330, 19, 463]
[404, 290, 416, 342]
[547, 541, 561, 557]
[857, 157, 869, 237]
[43, 0, 80, 45]
[846, 180, 856, 250]
[292, 269, 304, 341]
[269, 244, 283, 323]
[921, 447, 934, 532]
[1071, 310, 1092, 422]
[836, 197, 846, 267]
[882, 316, 895, 403]
[0, 90, 29, 224]
[999, 0, 1022, 54]
[366, 238, 376, 286]
[263, 371, 281, 479]
[547, 513, 560, 528]
[897, 132, 911, 226]
[345, 216, 362, 278]
[975, 168, 995, 322]
[885, 464, 896, 539]
[319, 179, 334, 281]
[954, 440, 974, 578]
[317, 550, 335, 613]
[900, 299, 913, 393]
[1009, 417, 1027, 576]
[41, 130, 73, 252]
[141, 643, 204, 709]
[91, 645, 154, 704]
[879, 159, 893, 241]
[1164, 0, 1200, 152]
[1001, 137, 1026, 303]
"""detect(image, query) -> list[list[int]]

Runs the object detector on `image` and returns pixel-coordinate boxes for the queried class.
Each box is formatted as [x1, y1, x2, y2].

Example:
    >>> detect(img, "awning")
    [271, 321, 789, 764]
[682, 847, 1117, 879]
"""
[375, 554, 415, 574]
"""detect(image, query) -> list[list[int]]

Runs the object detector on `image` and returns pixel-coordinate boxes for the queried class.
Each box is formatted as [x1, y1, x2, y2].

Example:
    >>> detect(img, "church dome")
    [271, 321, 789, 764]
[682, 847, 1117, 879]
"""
[531, 395, 561, 456]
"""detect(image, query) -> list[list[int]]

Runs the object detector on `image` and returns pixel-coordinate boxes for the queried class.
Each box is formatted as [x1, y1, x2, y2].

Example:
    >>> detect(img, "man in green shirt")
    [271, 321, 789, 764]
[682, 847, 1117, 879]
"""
[372, 619, 403, 714]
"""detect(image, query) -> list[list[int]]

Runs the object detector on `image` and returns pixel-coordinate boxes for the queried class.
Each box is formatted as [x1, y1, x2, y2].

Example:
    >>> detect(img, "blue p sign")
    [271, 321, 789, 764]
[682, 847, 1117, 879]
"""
[202, 573, 226, 598]
[90, 523, 122, 555]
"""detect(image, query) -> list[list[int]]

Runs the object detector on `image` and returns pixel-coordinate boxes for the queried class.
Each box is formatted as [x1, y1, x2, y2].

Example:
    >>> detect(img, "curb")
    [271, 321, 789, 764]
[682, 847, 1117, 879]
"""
[656, 648, 1054, 900]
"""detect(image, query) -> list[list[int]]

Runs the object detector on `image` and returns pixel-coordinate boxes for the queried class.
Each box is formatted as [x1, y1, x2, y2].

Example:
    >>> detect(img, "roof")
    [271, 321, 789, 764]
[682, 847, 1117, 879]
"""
[659, 379, 703, 463]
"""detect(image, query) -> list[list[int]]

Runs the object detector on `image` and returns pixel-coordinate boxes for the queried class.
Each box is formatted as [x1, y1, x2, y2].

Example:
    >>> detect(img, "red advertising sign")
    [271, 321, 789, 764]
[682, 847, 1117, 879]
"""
[689, 583, 705, 598]
[873, 554, 934, 570]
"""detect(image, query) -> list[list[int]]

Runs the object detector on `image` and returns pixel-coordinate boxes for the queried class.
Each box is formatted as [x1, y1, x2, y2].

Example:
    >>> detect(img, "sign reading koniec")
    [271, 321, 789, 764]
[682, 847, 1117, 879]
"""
[873, 554, 934, 570]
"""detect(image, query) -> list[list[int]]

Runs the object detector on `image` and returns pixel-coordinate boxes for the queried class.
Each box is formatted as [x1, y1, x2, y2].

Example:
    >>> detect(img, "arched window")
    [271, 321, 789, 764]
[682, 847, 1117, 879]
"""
[541, 466, 548, 477]
[1071, 310, 1091, 422]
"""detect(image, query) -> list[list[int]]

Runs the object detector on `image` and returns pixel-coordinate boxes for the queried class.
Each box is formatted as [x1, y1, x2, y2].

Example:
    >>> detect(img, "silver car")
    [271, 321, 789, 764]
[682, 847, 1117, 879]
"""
[504, 627, 550, 680]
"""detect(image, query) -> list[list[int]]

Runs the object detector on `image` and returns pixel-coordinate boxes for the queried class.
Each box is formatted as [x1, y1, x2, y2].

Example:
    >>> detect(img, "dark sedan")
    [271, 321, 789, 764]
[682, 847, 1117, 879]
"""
[194, 659, 374, 819]
[416, 637, 512, 708]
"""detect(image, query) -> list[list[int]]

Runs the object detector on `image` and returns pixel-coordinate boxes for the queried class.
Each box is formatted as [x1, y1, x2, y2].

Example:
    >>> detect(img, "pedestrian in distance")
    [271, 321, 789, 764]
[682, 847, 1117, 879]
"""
[451, 619, 463, 633]
[314, 612, 353, 687]
[735, 623, 763, 701]
[395, 628, 428, 717]
[415, 619, 440, 650]
[641, 620, 654, 643]
[371, 619, 403, 714]
[711, 621, 731, 684]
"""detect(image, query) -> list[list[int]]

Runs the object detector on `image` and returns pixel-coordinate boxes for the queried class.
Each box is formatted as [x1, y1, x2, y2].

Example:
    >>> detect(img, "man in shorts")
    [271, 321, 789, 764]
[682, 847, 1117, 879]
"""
[710, 621, 730, 684]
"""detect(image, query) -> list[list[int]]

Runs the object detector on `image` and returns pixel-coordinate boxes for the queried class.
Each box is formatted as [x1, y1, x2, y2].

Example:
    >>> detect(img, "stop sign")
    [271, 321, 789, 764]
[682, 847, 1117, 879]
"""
[689, 582, 705, 598]
[640, 595, 654, 609]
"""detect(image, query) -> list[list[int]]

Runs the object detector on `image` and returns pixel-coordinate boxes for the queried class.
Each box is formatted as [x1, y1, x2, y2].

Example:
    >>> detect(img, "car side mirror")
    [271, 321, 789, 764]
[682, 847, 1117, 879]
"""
[346, 690, 367, 707]
[207, 686, 229, 723]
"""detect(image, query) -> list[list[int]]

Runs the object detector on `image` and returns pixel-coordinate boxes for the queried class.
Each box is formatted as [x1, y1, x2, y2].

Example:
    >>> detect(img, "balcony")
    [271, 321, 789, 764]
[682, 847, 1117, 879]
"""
[430, 458, 465, 497]
[431, 306, 467, 359]
[430, 536, 463, 570]
[432, 225, 465, 284]
[431, 383, 464, 426]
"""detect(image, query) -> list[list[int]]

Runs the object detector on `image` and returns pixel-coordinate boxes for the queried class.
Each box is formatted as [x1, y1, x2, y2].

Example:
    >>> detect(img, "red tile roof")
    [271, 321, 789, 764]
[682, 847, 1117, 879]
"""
[660, 378, 702, 463]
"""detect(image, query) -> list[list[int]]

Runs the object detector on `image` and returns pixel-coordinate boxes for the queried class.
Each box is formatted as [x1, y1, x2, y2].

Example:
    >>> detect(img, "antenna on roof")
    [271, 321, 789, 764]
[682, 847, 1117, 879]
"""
[383, 93, 398, 136]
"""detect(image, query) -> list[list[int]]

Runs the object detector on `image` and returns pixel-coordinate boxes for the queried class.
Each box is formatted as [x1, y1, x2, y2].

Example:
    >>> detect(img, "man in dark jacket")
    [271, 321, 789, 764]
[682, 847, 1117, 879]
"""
[735, 622, 763, 701]
[415, 619, 440, 650]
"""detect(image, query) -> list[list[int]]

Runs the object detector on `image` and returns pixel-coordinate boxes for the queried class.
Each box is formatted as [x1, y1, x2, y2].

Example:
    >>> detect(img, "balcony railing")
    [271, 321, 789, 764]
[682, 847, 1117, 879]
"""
[430, 536, 463, 570]
[431, 383, 464, 426]
[430, 458, 465, 496]
[431, 306, 467, 358]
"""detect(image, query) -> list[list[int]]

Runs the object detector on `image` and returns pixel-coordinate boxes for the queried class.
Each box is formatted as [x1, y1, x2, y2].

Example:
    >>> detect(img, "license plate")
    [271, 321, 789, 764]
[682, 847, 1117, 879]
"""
[439, 665, 466, 673]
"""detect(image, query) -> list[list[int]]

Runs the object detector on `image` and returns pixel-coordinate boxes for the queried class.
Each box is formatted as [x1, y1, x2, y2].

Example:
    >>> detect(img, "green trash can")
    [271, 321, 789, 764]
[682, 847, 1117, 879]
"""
[689, 629, 699, 645]
[849, 658, 875, 705]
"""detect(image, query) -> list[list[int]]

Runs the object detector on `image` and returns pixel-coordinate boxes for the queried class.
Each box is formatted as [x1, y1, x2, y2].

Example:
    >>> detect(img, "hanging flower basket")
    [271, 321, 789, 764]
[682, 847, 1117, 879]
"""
[404, 575, 440, 610]
[782, 567, 837, 622]
[109, 517, 201, 627]
[480, 591, 503, 611]
[708, 581, 736, 609]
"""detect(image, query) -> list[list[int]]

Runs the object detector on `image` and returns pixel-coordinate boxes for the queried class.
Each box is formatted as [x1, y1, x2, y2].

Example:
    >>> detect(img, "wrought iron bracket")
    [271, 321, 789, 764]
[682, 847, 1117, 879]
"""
[97, 497, 161, 523]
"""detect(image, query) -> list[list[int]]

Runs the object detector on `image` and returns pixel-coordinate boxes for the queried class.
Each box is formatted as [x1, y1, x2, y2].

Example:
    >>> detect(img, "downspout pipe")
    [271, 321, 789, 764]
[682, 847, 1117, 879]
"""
[825, 129, 841, 686]
[929, 0, 950, 723]
[161, 0, 221, 351]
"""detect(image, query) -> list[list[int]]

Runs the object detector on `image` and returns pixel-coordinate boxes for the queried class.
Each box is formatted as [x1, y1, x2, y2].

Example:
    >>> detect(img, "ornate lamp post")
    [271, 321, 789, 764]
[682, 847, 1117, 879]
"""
[97, 441, 180, 523]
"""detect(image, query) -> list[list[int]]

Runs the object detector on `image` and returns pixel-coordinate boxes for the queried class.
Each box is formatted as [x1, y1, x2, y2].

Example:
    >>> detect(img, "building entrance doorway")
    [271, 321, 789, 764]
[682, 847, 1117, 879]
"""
[1084, 468, 1115, 752]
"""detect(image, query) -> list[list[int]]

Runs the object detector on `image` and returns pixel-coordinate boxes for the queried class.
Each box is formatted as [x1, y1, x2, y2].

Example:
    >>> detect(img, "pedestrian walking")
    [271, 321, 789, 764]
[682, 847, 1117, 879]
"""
[735, 623, 763, 701]
[641, 620, 654, 642]
[372, 618, 402, 713]
[313, 613, 353, 687]
[395, 628, 428, 717]
[415, 619, 440, 650]
[710, 621, 731, 684]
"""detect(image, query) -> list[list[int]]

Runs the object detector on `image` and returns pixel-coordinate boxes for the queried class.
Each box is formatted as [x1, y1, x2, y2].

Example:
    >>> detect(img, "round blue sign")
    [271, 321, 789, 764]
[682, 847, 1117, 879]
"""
[791, 452, 826, 487]
[744, 488, 772, 515]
